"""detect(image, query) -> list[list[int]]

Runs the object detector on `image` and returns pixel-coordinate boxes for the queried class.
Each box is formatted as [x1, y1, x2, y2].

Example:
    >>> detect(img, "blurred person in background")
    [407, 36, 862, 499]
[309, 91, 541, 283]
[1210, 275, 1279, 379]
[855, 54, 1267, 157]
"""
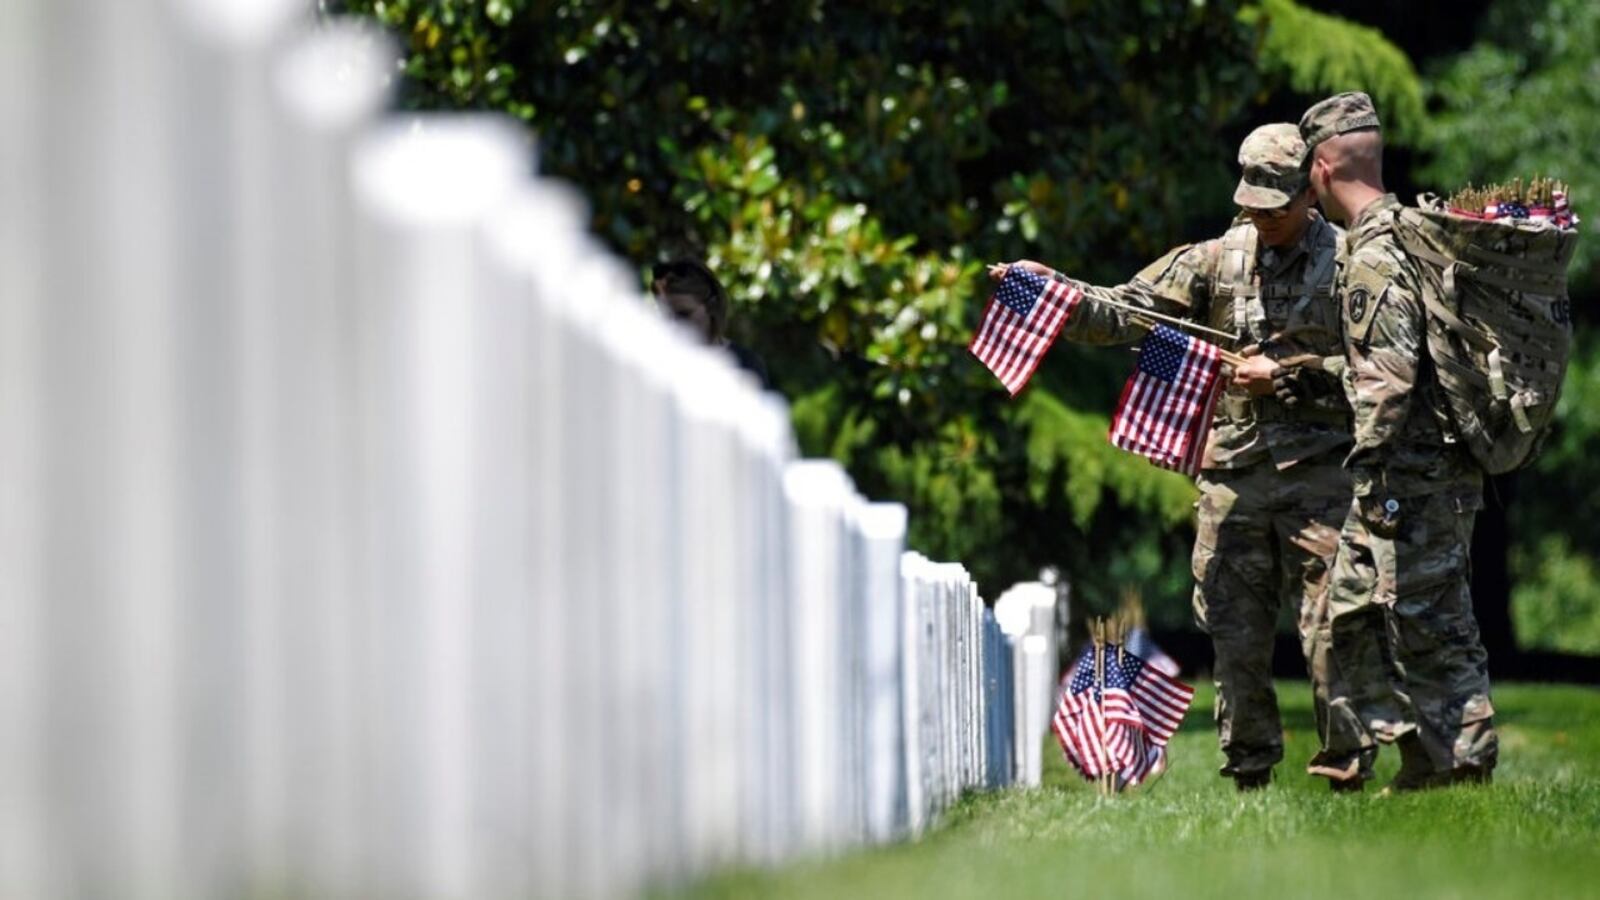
[651, 257, 772, 391]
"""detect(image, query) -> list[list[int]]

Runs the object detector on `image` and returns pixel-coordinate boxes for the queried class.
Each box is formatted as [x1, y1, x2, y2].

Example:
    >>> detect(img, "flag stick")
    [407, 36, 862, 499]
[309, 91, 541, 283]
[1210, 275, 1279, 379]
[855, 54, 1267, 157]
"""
[1093, 624, 1105, 796]
[1130, 314, 1250, 368]
[987, 263, 1242, 344]
[1093, 619, 1117, 797]
[1086, 294, 1242, 345]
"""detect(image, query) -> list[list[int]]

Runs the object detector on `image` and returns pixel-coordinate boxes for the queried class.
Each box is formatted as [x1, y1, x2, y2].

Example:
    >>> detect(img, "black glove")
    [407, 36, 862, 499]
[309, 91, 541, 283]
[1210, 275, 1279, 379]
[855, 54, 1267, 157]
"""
[1272, 364, 1342, 408]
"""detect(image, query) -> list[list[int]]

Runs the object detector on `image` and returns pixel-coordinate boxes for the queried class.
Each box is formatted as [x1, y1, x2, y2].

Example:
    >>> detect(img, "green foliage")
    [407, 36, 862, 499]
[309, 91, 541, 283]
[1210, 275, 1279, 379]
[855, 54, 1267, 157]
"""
[1244, 0, 1426, 143]
[1422, 0, 1600, 288]
[1013, 391, 1195, 533]
[333, 0, 1268, 602]
[683, 683, 1600, 899]
[1512, 536, 1600, 655]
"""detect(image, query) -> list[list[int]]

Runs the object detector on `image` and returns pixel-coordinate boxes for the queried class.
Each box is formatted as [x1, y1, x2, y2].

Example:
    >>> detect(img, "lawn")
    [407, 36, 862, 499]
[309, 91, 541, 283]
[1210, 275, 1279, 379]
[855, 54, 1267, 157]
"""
[675, 681, 1600, 899]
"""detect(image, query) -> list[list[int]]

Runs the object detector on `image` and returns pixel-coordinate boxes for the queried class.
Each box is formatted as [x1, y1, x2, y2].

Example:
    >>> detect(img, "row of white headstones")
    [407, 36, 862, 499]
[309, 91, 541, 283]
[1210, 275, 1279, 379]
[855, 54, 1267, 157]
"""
[0, 1, 1065, 898]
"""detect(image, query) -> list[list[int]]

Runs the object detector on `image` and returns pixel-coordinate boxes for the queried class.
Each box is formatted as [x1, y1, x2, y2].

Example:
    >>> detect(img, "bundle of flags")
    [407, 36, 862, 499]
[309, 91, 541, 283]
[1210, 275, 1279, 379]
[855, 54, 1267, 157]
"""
[1052, 640, 1194, 788]
[970, 268, 1228, 477]
[1446, 178, 1580, 231]
[1107, 324, 1226, 477]
[1463, 194, 1579, 230]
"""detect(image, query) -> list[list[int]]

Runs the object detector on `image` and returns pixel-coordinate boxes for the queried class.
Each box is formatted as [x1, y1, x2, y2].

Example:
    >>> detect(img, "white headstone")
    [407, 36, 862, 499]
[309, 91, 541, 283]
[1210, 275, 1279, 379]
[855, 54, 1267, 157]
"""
[269, 23, 393, 898]
[855, 504, 907, 844]
[348, 115, 525, 899]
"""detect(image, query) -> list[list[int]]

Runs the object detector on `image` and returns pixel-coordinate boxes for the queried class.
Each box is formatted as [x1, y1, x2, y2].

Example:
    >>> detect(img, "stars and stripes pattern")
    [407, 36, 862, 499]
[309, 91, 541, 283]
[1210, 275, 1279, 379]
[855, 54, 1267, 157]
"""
[1499, 192, 1580, 230]
[1052, 642, 1196, 787]
[1124, 626, 1180, 678]
[1552, 191, 1579, 229]
[1486, 200, 1530, 220]
[969, 266, 1082, 395]
[1108, 324, 1225, 476]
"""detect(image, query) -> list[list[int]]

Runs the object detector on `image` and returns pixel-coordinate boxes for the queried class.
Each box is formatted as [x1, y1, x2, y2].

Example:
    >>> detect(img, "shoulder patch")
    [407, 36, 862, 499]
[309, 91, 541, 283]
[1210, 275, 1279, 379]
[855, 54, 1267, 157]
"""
[1346, 285, 1370, 324]
[1340, 246, 1400, 345]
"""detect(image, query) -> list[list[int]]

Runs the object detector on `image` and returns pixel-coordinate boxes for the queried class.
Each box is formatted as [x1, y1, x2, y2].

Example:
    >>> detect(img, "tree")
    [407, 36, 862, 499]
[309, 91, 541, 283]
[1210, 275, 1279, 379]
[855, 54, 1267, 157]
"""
[331, 0, 1422, 622]
[1422, 0, 1600, 655]
[1424, 0, 1600, 290]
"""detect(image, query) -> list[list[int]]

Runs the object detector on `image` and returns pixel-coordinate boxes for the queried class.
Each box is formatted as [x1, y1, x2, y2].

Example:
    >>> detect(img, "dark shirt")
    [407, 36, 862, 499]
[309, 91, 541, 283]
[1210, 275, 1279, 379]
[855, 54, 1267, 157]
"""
[724, 340, 773, 392]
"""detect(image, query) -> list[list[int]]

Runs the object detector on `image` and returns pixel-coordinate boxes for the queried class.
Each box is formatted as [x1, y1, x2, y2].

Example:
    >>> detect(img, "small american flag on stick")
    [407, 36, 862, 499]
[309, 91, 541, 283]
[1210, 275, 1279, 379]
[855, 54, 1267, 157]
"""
[969, 266, 1082, 395]
[1108, 324, 1226, 476]
[1053, 642, 1195, 787]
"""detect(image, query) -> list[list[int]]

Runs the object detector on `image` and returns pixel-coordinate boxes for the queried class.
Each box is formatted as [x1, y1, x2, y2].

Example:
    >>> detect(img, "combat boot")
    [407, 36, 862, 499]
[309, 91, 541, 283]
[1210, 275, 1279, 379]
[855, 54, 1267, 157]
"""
[1307, 750, 1370, 793]
[1328, 774, 1364, 793]
[1233, 770, 1272, 792]
[1380, 732, 1442, 795]
[1306, 757, 1360, 782]
[1448, 764, 1493, 787]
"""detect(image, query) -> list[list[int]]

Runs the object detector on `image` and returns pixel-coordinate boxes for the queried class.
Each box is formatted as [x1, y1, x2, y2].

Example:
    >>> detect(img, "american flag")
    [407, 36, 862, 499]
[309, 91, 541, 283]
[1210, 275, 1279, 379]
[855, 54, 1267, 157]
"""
[1052, 643, 1196, 786]
[1108, 324, 1226, 476]
[1553, 190, 1578, 229]
[1124, 626, 1181, 678]
[969, 266, 1082, 395]
[1465, 192, 1579, 231]
[1486, 200, 1530, 219]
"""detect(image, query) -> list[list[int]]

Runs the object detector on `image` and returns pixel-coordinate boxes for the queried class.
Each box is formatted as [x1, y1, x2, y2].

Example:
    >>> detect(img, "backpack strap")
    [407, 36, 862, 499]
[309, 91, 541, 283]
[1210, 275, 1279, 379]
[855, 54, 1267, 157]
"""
[1399, 242, 1516, 418]
[1218, 223, 1261, 342]
[1465, 242, 1575, 277]
[1292, 226, 1339, 320]
[1402, 235, 1567, 295]
[1392, 229, 1498, 353]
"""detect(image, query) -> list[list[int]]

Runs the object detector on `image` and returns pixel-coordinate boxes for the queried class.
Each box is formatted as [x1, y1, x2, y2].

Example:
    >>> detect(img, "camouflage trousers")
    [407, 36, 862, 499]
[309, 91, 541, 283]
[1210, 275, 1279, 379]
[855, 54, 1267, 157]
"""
[1325, 476, 1498, 775]
[1190, 452, 1393, 778]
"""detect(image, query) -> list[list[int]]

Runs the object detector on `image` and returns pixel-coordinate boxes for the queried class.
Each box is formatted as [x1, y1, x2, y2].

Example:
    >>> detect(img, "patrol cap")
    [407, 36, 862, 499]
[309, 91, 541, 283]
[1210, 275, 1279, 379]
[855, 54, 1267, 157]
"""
[1298, 91, 1381, 153]
[1233, 123, 1308, 209]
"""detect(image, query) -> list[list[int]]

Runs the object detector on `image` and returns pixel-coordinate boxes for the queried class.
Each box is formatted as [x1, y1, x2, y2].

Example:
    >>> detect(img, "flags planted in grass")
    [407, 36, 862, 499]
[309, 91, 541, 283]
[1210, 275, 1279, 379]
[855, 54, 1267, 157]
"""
[1108, 324, 1226, 476]
[969, 266, 1082, 395]
[1052, 642, 1195, 787]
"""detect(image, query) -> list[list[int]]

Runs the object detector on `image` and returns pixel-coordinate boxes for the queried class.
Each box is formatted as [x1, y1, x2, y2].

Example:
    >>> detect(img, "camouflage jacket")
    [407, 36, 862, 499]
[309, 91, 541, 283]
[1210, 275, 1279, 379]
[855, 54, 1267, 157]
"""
[1058, 214, 1350, 471]
[1339, 194, 1480, 498]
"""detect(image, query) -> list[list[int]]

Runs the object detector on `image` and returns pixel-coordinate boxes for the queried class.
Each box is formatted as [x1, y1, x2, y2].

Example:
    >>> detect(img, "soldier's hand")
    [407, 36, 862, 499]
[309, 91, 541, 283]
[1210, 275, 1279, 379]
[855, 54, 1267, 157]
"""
[1231, 354, 1279, 396]
[988, 259, 1055, 282]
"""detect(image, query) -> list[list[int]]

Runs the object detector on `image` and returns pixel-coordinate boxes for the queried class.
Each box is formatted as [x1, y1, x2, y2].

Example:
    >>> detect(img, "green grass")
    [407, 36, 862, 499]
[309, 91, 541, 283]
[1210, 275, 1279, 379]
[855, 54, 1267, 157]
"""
[674, 682, 1600, 899]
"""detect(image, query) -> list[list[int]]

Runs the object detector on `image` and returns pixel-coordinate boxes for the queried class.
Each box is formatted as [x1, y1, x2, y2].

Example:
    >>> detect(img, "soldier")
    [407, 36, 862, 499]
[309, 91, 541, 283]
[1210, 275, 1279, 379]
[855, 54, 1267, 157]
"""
[1298, 92, 1498, 791]
[995, 124, 1398, 791]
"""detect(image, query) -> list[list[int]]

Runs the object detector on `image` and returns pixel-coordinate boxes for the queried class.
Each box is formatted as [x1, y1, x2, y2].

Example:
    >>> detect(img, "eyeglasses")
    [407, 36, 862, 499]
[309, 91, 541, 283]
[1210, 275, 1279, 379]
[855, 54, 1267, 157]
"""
[1241, 205, 1292, 221]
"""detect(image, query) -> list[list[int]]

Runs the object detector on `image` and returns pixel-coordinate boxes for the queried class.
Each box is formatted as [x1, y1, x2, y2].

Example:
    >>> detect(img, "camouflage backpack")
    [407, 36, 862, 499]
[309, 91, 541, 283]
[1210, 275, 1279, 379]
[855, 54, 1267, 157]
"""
[1392, 193, 1579, 474]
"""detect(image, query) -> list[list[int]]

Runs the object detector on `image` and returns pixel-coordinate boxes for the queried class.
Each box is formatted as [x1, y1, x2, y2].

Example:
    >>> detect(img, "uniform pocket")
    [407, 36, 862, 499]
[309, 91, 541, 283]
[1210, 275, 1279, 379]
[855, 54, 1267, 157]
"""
[1392, 491, 1474, 602]
[1190, 531, 1218, 633]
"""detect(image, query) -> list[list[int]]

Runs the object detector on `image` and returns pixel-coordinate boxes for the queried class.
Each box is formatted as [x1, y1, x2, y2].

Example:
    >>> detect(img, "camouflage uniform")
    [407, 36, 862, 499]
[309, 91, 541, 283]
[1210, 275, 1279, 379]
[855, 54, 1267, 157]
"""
[1050, 124, 1395, 783]
[1301, 93, 1498, 784]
